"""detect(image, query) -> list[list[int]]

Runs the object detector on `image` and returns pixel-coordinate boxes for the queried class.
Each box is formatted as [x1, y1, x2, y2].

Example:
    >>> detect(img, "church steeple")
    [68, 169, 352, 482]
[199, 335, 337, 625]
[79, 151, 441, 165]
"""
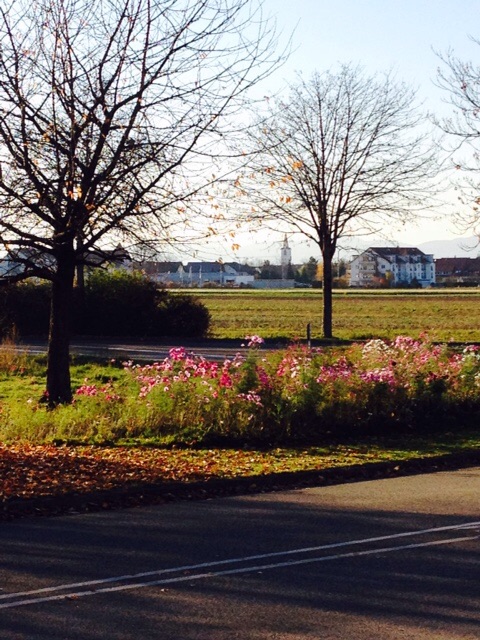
[280, 235, 292, 279]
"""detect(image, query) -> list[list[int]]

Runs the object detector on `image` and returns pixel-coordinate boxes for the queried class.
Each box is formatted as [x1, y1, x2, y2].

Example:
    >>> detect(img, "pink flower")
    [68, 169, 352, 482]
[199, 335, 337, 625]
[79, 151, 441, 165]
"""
[169, 347, 188, 361]
[257, 367, 271, 387]
[463, 345, 480, 354]
[244, 335, 264, 348]
[219, 372, 233, 388]
[237, 391, 263, 406]
[359, 368, 396, 387]
[76, 384, 99, 396]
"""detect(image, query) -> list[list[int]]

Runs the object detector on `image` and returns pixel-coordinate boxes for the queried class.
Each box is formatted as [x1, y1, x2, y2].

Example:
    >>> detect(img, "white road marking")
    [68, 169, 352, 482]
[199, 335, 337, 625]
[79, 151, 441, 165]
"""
[0, 535, 477, 610]
[0, 523, 478, 610]
[1, 520, 479, 602]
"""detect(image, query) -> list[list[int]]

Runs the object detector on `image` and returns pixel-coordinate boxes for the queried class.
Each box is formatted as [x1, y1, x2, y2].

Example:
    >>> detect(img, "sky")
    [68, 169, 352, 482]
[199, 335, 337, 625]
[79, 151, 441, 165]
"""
[175, 0, 480, 265]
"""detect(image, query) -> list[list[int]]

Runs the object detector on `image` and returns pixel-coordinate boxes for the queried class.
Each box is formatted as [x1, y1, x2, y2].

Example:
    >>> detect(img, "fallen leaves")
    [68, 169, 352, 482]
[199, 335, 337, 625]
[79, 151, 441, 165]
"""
[1, 442, 478, 521]
[0, 443, 369, 503]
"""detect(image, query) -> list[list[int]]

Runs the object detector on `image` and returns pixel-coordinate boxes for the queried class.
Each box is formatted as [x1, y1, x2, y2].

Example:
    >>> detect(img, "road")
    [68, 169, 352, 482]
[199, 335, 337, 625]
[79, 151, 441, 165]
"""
[8, 338, 273, 363]
[1, 467, 479, 639]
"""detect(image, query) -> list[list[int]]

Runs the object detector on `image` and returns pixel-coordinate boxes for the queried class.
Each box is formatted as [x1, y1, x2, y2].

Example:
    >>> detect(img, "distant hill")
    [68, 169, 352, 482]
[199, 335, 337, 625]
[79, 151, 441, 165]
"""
[418, 236, 479, 258]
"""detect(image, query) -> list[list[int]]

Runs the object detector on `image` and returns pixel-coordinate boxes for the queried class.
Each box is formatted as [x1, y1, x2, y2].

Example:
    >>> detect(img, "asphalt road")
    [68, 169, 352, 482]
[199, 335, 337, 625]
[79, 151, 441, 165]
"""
[9, 338, 269, 363]
[1, 467, 479, 639]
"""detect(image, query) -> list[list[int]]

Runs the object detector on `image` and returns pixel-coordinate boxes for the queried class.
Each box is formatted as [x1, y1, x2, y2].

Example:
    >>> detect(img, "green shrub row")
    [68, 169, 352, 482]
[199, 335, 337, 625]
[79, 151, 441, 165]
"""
[0, 270, 210, 338]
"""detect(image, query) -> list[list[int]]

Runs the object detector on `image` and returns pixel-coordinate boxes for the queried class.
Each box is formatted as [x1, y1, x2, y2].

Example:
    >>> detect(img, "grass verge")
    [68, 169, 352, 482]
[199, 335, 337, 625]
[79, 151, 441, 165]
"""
[1, 428, 479, 521]
[1, 340, 479, 520]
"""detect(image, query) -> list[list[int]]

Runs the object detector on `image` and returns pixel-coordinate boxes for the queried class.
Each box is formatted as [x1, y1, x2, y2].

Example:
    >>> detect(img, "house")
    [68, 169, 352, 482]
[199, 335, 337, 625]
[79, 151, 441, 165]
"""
[4, 244, 131, 272]
[4, 247, 56, 274]
[223, 262, 256, 286]
[0, 255, 26, 278]
[84, 244, 131, 269]
[183, 262, 255, 286]
[133, 261, 185, 285]
[184, 262, 225, 285]
[350, 247, 435, 288]
[435, 257, 480, 286]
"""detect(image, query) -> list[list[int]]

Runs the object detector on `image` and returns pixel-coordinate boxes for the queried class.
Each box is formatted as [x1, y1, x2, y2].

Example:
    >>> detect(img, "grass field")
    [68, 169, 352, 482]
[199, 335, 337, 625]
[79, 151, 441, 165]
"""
[188, 289, 480, 342]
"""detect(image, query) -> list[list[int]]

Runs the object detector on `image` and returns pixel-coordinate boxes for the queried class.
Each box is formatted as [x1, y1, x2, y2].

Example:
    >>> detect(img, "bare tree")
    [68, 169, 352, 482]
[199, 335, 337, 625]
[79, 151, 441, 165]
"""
[0, 0, 282, 403]
[436, 44, 480, 237]
[241, 65, 437, 338]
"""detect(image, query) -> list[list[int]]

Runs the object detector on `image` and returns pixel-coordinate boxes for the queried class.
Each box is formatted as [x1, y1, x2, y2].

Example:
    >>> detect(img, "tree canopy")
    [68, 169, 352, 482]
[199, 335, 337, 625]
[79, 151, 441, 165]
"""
[436, 42, 480, 238]
[0, 0, 282, 402]
[241, 65, 438, 336]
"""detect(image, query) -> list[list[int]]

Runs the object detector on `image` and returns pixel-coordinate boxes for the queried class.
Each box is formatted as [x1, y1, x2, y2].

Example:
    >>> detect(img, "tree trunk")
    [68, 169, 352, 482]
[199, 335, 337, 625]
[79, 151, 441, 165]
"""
[322, 253, 333, 338]
[76, 263, 85, 294]
[46, 254, 75, 405]
[75, 233, 85, 296]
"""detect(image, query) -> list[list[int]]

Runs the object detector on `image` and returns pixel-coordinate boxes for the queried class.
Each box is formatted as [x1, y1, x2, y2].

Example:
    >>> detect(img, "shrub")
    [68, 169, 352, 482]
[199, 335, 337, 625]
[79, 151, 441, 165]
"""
[77, 269, 163, 336]
[0, 281, 51, 336]
[0, 270, 210, 338]
[155, 293, 211, 338]
[80, 271, 210, 337]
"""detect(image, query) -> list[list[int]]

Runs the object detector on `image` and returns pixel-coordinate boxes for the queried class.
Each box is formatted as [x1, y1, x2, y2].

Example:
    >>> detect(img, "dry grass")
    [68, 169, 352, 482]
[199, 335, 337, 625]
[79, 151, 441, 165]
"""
[0, 331, 30, 373]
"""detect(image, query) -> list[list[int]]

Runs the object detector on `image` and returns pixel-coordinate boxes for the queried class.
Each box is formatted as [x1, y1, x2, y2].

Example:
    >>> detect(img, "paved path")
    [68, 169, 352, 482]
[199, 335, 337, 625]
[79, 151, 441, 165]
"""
[0, 467, 479, 639]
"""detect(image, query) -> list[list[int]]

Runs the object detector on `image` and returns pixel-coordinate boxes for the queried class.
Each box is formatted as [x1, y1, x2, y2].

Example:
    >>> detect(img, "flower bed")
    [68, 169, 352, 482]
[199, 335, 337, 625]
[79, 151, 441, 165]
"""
[72, 336, 480, 446]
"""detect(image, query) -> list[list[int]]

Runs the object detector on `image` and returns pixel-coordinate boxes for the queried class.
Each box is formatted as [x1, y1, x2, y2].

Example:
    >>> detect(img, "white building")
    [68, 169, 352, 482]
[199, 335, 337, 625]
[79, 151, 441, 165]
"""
[350, 247, 435, 288]
[183, 262, 255, 286]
